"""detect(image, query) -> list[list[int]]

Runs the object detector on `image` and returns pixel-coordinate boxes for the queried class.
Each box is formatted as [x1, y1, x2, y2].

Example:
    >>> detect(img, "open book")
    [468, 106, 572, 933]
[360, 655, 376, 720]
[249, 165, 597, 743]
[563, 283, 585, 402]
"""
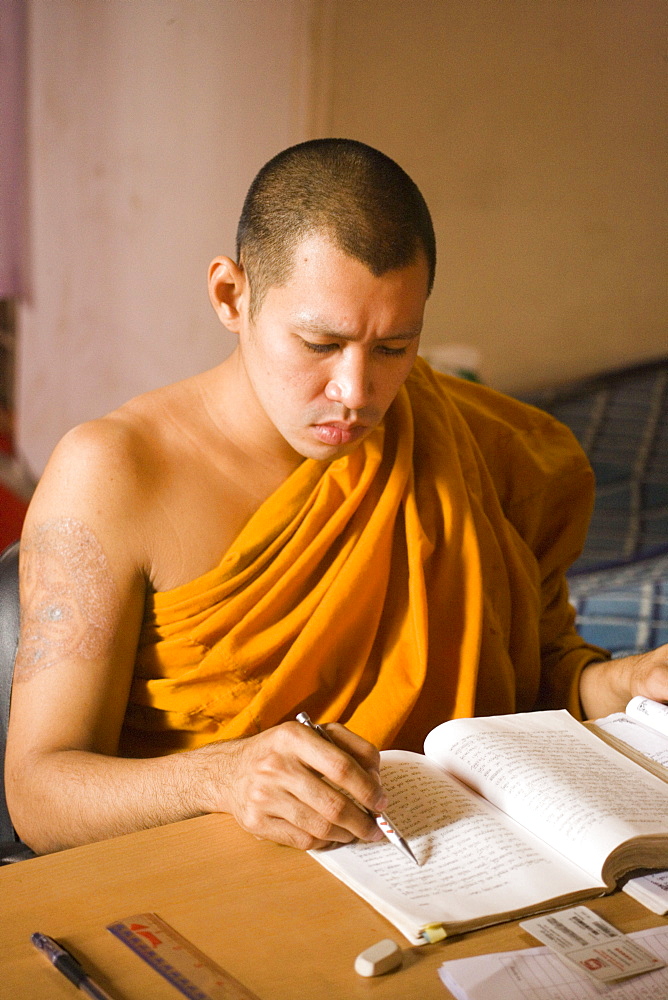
[307, 710, 668, 945]
[591, 700, 668, 914]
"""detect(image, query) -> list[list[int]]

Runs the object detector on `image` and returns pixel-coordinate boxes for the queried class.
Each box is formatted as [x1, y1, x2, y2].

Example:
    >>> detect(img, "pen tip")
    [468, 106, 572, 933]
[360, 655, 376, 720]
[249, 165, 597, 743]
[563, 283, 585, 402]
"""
[401, 842, 420, 865]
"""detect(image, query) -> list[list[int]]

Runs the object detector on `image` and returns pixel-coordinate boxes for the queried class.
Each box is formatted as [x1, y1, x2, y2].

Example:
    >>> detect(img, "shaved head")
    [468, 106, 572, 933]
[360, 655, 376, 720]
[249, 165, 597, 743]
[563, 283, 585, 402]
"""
[236, 138, 436, 318]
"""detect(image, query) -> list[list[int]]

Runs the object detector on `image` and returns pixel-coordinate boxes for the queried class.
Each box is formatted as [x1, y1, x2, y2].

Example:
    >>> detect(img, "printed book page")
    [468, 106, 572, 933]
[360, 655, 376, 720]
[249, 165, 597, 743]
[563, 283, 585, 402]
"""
[623, 872, 668, 915]
[593, 714, 668, 770]
[308, 751, 603, 945]
[627, 698, 668, 738]
[423, 711, 668, 882]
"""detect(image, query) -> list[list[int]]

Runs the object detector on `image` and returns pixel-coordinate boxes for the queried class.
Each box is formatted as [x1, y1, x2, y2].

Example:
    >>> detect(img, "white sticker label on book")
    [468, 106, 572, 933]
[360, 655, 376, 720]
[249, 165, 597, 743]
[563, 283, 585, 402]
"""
[520, 906, 664, 984]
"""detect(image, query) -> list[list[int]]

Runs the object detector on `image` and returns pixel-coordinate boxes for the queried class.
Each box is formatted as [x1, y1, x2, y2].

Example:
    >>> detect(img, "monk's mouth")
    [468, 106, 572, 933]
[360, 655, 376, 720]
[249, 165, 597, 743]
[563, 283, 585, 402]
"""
[311, 423, 369, 446]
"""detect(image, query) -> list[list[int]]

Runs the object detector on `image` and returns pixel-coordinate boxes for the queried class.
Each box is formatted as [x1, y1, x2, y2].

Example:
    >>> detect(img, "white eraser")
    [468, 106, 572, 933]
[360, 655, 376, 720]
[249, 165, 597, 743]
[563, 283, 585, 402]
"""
[354, 938, 402, 977]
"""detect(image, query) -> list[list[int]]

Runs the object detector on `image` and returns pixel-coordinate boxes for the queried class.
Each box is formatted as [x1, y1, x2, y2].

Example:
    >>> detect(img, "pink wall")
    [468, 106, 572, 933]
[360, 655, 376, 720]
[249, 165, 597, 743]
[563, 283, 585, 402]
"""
[0, 0, 26, 298]
[15, 1, 667, 478]
[17, 0, 311, 476]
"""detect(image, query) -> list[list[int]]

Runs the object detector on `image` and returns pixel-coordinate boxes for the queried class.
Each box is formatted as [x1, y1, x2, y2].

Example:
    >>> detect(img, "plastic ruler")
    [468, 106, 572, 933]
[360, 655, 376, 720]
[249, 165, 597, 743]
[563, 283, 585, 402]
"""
[107, 912, 260, 999]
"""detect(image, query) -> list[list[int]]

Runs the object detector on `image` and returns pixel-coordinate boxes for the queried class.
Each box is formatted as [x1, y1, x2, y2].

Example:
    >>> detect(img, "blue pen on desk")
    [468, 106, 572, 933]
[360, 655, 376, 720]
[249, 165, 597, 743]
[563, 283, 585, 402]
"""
[296, 712, 420, 865]
[31, 933, 115, 1000]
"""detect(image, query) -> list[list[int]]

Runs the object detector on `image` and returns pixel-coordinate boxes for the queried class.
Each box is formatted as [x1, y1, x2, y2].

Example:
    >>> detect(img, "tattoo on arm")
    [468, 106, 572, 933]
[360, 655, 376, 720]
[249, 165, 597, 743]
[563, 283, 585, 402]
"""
[14, 518, 121, 682]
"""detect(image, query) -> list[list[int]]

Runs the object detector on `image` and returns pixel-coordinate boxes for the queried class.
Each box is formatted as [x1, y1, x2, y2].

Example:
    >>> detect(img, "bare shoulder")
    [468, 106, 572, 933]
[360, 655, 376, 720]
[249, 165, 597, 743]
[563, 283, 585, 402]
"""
[45, 413, 148, 485]
[55, 380, 186, 471]
[28, 422, 140, 543]
[22, 369, 247, 590]
[23, 385, 184, 576]
[30, 376, 203, 515]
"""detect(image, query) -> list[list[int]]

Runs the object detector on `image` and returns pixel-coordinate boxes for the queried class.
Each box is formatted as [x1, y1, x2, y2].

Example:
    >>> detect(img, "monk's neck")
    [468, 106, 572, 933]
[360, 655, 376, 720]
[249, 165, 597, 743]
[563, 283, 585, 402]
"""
[198, 355, 306, 480]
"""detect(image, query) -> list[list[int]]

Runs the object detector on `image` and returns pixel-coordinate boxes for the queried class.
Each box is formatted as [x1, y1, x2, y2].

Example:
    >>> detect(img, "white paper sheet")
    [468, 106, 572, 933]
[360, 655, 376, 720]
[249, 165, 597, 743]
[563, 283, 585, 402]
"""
[438, 926, 668, 999]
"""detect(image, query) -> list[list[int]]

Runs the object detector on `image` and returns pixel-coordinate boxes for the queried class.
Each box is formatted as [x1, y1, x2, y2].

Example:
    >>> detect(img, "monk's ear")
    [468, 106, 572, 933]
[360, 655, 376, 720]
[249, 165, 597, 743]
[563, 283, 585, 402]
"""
[207, 256, 248, 333]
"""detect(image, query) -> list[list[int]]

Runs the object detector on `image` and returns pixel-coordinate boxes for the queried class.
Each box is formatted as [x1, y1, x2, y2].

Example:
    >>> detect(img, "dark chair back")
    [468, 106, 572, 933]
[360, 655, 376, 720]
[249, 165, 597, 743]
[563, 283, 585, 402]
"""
[0, 541, 36, 860]
[0, 540, 20, 841]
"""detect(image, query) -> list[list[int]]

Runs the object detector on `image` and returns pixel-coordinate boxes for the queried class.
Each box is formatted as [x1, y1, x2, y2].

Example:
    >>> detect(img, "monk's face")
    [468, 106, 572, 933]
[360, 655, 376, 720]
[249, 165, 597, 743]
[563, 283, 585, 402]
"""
[239, 233, 429, 462]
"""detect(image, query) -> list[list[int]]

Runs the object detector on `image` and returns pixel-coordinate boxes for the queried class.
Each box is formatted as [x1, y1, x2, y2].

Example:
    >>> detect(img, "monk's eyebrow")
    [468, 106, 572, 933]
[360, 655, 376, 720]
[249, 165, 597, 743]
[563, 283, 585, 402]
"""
[292, 316, 422, 341]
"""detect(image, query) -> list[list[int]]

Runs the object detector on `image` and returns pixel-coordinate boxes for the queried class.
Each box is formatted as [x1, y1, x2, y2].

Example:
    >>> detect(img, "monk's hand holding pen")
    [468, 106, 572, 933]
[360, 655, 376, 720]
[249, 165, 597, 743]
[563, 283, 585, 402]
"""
[194, 721, 388, 851]
[297, 713, 419, 864]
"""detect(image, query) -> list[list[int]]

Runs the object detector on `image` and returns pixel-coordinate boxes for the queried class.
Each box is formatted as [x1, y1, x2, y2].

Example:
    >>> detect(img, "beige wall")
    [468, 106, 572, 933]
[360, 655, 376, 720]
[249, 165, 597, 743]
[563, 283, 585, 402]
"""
[17, 0, 311, 476]
[318, 0, 667, 393]
[16, 1, 666, 477]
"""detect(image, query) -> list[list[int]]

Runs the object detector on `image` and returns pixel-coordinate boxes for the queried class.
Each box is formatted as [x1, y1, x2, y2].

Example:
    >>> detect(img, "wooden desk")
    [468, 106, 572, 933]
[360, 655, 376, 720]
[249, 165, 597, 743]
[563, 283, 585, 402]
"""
[1, 813, 665, 1000]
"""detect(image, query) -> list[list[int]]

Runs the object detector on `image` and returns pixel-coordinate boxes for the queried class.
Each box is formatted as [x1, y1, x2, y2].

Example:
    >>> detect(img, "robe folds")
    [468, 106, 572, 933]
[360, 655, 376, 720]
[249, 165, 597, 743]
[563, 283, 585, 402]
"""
[120, 359, 609, 758]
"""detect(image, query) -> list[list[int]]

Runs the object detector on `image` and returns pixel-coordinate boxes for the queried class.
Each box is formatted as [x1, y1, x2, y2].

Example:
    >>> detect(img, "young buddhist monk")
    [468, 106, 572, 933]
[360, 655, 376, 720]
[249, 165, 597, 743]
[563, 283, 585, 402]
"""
[6, 139, 667, 854]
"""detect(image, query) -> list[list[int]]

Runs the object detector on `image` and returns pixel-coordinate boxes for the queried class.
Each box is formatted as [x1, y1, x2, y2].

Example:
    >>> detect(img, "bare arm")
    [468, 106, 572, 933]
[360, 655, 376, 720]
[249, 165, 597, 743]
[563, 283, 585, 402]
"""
[579, 643, 668, 719]
[5, 423, 385, 854]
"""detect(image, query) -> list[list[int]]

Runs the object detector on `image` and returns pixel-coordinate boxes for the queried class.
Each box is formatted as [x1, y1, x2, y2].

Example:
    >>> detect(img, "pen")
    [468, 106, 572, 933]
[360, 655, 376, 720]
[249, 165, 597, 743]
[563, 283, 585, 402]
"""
[31, 932, 116, 1000]
[296, 712, 420, 865]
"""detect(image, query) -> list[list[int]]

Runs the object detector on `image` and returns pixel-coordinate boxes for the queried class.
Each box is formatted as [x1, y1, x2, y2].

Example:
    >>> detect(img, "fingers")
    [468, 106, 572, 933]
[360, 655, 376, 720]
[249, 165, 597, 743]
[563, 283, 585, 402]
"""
[237, 769, 384, 849]
[632, 645, 668, 703]
[296, 723, 387, 816]
[197, 722, 388, 851]
[322, 722, 382, 774]
[244, 725, 384, 839]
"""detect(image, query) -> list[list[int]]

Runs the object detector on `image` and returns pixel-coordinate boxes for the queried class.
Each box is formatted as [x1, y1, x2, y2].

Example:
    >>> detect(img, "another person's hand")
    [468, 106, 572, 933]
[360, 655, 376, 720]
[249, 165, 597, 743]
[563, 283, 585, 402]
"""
[579, 643, 668, 719]
[193, 721, 388, 850]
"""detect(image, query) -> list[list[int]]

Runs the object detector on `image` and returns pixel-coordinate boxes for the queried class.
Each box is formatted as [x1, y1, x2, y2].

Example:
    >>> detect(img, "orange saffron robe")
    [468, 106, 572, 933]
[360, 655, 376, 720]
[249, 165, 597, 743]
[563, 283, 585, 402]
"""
[120, 360, 609, 758]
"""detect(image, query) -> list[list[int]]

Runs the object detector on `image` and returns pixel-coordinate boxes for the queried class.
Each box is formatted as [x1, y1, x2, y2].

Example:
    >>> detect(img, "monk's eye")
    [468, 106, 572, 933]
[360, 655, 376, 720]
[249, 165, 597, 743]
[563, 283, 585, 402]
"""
[376, 345, 408, 357]
[303, 341, 338, 354]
